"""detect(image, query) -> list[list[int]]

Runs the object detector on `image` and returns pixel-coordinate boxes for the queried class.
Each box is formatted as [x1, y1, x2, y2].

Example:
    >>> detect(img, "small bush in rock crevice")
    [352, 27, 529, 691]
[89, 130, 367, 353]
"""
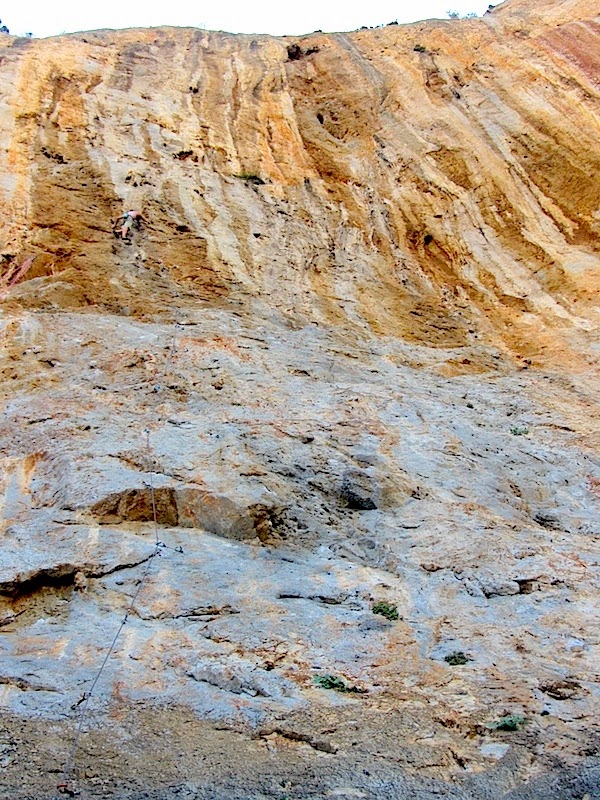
[314, 674, 367, 693]
[485, 714, 527, 731]
[372, 601, 399, 621]
[444, 651, 472, 666]
[510, 426, 529, 436]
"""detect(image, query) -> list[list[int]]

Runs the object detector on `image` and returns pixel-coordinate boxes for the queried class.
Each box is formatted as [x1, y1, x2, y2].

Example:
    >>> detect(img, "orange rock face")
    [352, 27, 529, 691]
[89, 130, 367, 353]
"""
[0, 0, 598, 365]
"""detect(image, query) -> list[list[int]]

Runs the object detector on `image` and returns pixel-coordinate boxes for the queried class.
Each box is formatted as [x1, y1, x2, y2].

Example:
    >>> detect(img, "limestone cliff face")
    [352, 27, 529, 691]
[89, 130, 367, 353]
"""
[0, 2, 599, 798]
[0, 0, 599, 362]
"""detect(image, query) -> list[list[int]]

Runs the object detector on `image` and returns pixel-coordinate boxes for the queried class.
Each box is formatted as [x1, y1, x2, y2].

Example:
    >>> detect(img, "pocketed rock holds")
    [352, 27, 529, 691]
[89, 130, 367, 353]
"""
[339, 473, 379, 511]
[533, 511, 563, 530]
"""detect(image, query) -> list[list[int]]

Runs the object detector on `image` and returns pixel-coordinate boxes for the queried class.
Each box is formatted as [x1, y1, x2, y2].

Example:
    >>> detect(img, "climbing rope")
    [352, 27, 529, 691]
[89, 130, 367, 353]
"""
[57, 429, 164, 796]
[54, 323, 335, 794]
[146, 427, 161, 548]
[57, 327, 183, 796]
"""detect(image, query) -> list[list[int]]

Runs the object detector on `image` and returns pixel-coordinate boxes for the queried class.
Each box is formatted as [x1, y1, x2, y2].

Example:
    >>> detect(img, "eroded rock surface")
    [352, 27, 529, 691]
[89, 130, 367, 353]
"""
[0, 1, 599, 797]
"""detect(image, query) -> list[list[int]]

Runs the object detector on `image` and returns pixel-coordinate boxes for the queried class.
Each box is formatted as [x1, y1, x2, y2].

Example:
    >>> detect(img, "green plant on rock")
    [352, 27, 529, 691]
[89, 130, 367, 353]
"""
[510, 426, 529, 436]
[413, 44, 427, 52]
[485, 714, 527, 731]
[314, 674, 367, 694]
[314, 674, 346, 691]
[444, 651, 472, 666]
[372, 601, 399, 621]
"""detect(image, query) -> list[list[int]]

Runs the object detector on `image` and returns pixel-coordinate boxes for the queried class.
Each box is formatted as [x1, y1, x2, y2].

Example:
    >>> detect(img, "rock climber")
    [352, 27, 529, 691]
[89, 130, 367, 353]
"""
[114, 209, 145, 241]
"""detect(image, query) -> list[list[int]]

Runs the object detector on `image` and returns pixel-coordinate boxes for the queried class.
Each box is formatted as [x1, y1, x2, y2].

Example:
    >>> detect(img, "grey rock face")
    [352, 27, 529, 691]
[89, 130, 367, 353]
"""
[0, 302, 598, 800]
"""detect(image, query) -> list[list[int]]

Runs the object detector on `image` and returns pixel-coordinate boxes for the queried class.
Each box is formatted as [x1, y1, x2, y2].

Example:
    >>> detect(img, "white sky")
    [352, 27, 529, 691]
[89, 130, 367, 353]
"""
[5, 0, 496, 39]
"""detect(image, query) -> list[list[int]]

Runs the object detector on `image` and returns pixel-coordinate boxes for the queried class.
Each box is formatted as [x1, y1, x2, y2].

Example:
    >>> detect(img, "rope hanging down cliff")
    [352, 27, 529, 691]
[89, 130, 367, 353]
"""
[56, 330, 183, 797]
[57, 439, 163, 796]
